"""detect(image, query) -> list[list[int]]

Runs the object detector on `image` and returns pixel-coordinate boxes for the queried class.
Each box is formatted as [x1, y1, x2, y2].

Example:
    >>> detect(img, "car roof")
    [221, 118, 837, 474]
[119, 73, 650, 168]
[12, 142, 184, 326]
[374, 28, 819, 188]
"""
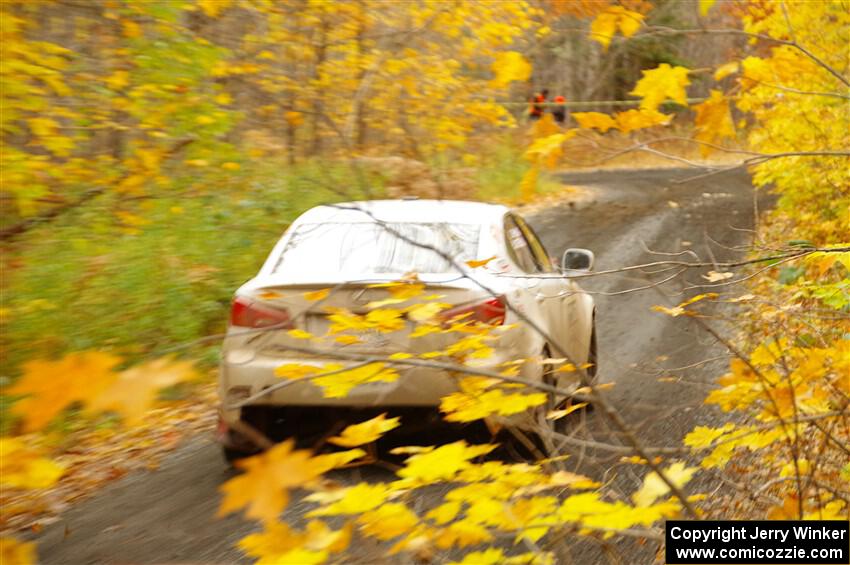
[293, 199, 510, 225]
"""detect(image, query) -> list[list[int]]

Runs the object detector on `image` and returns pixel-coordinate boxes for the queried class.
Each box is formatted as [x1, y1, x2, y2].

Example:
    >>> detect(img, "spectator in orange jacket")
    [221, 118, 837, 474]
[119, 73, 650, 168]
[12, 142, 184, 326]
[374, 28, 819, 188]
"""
[552, 95, 566, 124]
[529, 88, 549, 120]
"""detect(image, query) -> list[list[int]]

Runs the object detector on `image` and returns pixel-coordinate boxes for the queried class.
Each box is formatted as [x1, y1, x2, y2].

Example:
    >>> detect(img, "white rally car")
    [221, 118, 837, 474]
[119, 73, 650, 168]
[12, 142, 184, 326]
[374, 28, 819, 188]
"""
[218, 200, 596, 459]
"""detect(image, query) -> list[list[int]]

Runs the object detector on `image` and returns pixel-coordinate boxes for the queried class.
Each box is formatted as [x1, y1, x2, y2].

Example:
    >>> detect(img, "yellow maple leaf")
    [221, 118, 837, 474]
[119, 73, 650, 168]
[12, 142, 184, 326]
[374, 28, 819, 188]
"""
[683, 423, 735, 449]
[0, 438, 66, 489]
[328, 413, 401, 447]
[632, 461, 697, 507]
[652, 292, 717, 318]
[524, 132, 576, 168]
[7, 352, 121, 432]
[589, 6, 645, 50]
[450, 548, 505, 565]
[365, 308, 406, 332]
[310, 448, 366, 471]
[614, 108, 672, 133]
[490, 51, 532, 87]
[780, 459, 810, 478]
[274, 363, 337, 380]
[441, 389, 547, 422]
[572, 111, 618, 133]
[327, 310, 370, 334]
[359, 502, 419, 540]
[426, 501, 462, 525]
[546, 402, 588, 420]
[531, 113, 561, 138]
[398, 441, 496, 484]
[410, 324, 442, 338]
[694, 90, 736, 155]
[86, 358, 197, 424]
[287, 329, 314, 340]
[304, 288, 330, 301]
[309, 483, 391, 516]
[699, 0, 717, 17]
[367, 282, 425, 301]
[750, 338, 788, 366]
[304, 520, 352, 553]
[435, 520, 493, 549]
[0, 537, 36, 565]
[407, 302, 449, 323]
[630, 64, 691, 111]
[238, 521, 306, 561]
[465, 256, 497, 269]
[714, 61, 739, 81]
[312, 363, 399, 398]
[334, 335, 361, 345]
[219, 440, 330, 523]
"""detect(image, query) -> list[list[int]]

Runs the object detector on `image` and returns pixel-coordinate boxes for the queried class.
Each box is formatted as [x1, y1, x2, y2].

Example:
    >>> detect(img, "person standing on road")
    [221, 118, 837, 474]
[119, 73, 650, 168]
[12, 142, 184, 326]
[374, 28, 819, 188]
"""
[528, 88, 549, 120]
[552, 95, 566, 124]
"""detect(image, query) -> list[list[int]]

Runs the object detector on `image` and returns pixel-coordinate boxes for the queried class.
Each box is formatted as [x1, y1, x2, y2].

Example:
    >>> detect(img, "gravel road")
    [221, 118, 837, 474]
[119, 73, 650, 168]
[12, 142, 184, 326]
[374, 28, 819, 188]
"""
[37, 167, 764, 564]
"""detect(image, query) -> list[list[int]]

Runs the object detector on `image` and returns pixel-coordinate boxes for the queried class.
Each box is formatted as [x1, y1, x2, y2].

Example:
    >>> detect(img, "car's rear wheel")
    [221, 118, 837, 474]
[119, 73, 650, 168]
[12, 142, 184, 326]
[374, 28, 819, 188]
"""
[533, 345, 563, 435]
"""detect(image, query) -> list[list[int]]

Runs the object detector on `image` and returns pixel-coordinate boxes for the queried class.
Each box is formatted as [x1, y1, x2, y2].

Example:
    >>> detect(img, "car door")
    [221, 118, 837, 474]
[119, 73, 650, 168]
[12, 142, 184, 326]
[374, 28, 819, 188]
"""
[503, 214, 569, 354]
[512, 214, 578, 360]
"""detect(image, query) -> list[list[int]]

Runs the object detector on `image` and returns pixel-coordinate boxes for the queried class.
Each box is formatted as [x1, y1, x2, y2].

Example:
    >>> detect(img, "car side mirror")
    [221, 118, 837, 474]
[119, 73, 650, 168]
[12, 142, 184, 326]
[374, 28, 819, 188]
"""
[562, 248, 594, 271]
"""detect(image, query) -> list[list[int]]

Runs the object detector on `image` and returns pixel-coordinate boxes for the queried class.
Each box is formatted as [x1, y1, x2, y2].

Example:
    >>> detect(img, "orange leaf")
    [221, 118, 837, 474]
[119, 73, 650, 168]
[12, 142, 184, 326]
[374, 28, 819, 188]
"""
[86, 358, 197, 424]
[7, 352, 121, 432]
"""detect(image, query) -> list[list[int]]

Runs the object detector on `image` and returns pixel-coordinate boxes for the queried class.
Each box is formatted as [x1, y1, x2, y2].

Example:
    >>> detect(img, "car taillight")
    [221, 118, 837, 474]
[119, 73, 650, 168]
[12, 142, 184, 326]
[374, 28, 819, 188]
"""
[230, 296, 293, 328]
[440, 296, 507, 326]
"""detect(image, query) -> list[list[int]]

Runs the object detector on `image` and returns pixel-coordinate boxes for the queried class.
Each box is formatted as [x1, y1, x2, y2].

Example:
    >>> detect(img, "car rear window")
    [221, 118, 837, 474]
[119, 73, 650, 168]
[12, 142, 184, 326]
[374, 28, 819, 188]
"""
[273, 222, 480, 276]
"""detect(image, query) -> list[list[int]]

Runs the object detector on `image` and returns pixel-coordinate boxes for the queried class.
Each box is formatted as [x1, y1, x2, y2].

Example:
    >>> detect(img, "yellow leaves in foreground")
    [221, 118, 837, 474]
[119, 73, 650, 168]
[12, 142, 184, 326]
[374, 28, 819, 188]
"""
[328, 413, 401, 447]
[0, 438, 66, 489]
[397, 441, 496, 484]
[589, 6, 645, 50]
[86, 358, 197, 425]
[275, 362, 400, 398]
[490, 51, 532, 87]
[630, 63, 691, 111]
[5, 351, 198, 431]
[219, 440, 364, 523]
[524, 131, 576, 169]
[303, 288, 330, 302]
[440, 383, 547, 423]
[558, 491, 680, 531]
[327, 307, 406, 334]
[0, 537, 36, 565]
[7, 352, 121, 432]
[238, 520, 351, 565]
[714, 61, 739, 81]
[632, 461, 697, 507]
[572, 108, 671, 134]
[652, 293, 718, 318]
[307, 483, 391, 516]
[465, 256, 497, 269]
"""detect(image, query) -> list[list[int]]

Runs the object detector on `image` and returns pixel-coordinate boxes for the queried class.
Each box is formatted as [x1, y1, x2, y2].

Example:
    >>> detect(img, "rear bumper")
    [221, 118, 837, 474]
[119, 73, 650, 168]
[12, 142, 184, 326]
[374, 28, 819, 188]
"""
[219, 353, 463, 424]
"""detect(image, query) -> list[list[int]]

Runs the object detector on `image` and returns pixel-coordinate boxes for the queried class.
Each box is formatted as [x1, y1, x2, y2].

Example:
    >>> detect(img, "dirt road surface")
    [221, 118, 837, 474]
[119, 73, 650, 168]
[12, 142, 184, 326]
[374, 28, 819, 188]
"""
[37, 168, 764, 564]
